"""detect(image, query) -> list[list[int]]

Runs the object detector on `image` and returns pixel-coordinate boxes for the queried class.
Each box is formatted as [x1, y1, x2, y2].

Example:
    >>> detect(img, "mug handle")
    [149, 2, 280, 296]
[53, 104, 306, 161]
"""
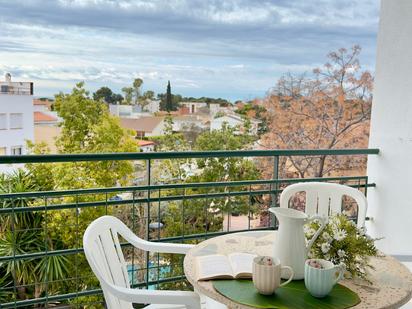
[333, 263, 345, 285]
[279, 266, 294, 287]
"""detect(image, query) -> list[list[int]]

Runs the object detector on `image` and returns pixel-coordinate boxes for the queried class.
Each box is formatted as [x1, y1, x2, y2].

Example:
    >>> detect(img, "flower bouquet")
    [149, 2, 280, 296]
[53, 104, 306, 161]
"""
[304, 213, 379, 281]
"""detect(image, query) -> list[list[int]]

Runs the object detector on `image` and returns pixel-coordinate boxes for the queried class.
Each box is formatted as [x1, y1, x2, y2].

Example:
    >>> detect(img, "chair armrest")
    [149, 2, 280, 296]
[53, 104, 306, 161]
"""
[104, 282, 201, 309]
[143, 242, 195, 254]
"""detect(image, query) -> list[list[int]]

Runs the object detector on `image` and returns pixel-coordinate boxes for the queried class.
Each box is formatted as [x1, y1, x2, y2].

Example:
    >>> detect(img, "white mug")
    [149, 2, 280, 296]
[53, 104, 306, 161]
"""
[304, 259, 345, 298]
[252, 256, 294, 295]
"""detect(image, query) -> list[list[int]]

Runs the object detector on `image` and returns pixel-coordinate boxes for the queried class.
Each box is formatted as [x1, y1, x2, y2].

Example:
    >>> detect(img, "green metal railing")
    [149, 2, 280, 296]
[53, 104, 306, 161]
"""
[0, 148, 379, 308]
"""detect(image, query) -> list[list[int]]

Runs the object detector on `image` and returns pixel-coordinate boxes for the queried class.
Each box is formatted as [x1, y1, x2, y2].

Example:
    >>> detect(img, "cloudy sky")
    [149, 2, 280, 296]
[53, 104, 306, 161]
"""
[0, 0, 380, 101]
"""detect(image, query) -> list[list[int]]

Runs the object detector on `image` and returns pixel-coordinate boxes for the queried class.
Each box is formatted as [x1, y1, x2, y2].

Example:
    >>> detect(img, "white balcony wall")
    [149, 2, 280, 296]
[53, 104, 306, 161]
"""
[0, 94, 34, 173]
[367, 0, 412, 256]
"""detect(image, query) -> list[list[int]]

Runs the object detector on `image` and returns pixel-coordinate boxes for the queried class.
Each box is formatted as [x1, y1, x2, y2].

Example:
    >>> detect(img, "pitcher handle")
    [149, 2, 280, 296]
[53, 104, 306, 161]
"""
[306, 215, 326, 254]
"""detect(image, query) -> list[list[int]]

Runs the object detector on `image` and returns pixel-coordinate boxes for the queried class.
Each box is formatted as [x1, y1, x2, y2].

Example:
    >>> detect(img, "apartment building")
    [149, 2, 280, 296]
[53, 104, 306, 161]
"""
[0, 74, 34, 173]
[210, 113, 261, 135]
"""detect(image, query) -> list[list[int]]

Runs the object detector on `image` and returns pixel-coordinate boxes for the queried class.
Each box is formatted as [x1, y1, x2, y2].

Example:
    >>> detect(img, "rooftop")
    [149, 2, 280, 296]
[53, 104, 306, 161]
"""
[33, 111, 58, 123]
[120, 117, 164, 132]
[136, 139, 155, 146]
[0, 73, 33, 95]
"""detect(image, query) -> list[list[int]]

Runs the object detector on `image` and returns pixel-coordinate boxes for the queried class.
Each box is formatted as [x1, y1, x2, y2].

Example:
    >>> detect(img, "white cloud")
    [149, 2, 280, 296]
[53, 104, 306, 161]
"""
[0, 0, 379, 100]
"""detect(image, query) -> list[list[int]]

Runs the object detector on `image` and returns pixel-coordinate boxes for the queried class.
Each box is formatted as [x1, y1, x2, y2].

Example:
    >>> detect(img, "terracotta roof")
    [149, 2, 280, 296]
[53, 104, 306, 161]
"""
[34, 111, 58, 123]
[120, 117, 164, 132]
[136, 140, 155, 146]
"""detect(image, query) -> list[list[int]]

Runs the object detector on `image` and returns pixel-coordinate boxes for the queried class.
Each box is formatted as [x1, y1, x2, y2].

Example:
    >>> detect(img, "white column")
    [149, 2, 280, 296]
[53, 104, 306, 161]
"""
[367, 0, 412, 255]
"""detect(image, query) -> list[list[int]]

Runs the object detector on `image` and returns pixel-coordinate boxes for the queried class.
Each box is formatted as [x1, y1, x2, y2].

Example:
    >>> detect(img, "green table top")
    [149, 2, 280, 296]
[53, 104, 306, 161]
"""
[213, 279, 360, 309]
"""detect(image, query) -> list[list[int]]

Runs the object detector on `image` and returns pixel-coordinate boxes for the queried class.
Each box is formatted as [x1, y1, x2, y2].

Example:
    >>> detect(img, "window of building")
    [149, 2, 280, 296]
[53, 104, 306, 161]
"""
[0, 147, 6, 155]
[10, 113, 23, 129]
[0, 85, 9, 93]
[0, 114, 6, 130]
[11, 146, 23, 155]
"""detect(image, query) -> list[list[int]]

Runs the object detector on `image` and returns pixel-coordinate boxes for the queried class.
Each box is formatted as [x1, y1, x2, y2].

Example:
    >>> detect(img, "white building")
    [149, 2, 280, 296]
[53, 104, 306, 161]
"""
[109, 104, 145, 118]
[209, 103, 221, 117]
[171, 115, 209, 132]
[180, 102, 207, 114]
[180, 101, 221, 116]
[145, 100, 160, 114]
[109, 100, 160, 118]
[210, 114, 260, 135]
[0, 74, 34, 173]
[136, 140, 155, 152]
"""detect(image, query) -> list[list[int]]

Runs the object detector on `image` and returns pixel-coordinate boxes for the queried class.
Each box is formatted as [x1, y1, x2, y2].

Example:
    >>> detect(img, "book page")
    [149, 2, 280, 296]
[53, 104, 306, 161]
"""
[196, 254, 234, 281]
[228, 253, 256, 278]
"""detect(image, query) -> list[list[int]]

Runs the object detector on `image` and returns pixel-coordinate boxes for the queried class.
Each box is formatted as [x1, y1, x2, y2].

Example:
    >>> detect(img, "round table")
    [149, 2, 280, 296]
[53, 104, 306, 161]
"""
[184, 231, 412, 309]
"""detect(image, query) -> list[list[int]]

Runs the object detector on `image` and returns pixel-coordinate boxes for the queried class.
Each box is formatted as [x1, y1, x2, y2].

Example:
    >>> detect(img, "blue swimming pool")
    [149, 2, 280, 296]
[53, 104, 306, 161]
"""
[127, 262, 172, 289]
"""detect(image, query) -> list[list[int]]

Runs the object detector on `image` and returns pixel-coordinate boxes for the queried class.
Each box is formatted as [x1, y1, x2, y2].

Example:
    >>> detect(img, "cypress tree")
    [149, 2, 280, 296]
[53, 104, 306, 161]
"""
[166, 80, 172, 112]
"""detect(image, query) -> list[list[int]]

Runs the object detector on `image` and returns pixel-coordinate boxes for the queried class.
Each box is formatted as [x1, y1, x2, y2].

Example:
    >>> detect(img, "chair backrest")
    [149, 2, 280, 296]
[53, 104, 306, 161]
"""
[83, 216, 137, 309]
[279, 182, 367, 228]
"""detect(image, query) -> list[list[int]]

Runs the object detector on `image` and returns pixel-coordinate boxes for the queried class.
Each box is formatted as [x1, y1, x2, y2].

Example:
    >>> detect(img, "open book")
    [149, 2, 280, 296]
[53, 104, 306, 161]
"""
[196, 253, 257, 281]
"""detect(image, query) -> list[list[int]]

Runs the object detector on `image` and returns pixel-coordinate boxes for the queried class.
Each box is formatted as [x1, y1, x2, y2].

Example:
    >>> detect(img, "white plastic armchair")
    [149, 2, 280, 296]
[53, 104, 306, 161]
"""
[280, 182, 367, 228]
[83, 215, 201, 309]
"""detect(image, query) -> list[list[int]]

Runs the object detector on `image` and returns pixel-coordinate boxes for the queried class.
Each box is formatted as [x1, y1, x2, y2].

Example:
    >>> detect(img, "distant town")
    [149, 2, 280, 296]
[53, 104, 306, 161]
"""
[0, 73, 267, 172]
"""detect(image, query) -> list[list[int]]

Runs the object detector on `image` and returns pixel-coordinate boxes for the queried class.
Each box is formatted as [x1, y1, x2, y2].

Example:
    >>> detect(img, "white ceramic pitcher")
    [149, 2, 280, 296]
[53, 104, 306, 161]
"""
[269, 207, 326, 280]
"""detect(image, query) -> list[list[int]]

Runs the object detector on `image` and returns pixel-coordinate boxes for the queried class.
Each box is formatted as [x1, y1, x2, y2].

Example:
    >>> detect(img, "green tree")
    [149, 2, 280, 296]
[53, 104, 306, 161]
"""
[132, 78, 144, 105]
[121, 78, 144, 106]
[166, 81, 172, 112]
[191, 125, 258, 214]
[93, 86, 123, 104]
[235, 101, 268, 135]
[157, 126, 260, 290]
[159, 125, 259, 240]
[138, 90, 155, 111]
[158, 81, 181, 111]
[43, 82, 137, 188]
[143, 90, 154, 100]
[26, 83, 139, 306]
[0, 170, 69, 301]
[54, 82, 106, 152]
[180, 96, 230, 106]
[121, 86, 133, 105]
[151, 116, 191, 182]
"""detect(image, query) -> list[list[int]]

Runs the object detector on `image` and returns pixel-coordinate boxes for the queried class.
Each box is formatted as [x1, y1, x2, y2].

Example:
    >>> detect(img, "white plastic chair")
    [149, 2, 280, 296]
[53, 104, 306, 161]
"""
[83, 215, 226, 309]
[280, 182, 367, 228]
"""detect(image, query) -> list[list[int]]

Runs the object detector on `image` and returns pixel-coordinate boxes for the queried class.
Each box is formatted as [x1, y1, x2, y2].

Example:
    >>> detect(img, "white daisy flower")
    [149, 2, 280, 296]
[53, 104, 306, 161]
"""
[322, 232, 332, 242]
[303, 225, 311, 234]
[330, 215, 340, 225]
[337, 249, 346, 258]
[333, 229, 347, 241]
[305, 228, 316, 237]
[321, 242, 331, 254]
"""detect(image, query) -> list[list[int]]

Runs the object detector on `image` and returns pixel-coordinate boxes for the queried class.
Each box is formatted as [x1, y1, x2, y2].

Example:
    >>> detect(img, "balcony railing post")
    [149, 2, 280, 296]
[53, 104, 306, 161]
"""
[145, 159, 151, 289]
[271, 155, 280, 228]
